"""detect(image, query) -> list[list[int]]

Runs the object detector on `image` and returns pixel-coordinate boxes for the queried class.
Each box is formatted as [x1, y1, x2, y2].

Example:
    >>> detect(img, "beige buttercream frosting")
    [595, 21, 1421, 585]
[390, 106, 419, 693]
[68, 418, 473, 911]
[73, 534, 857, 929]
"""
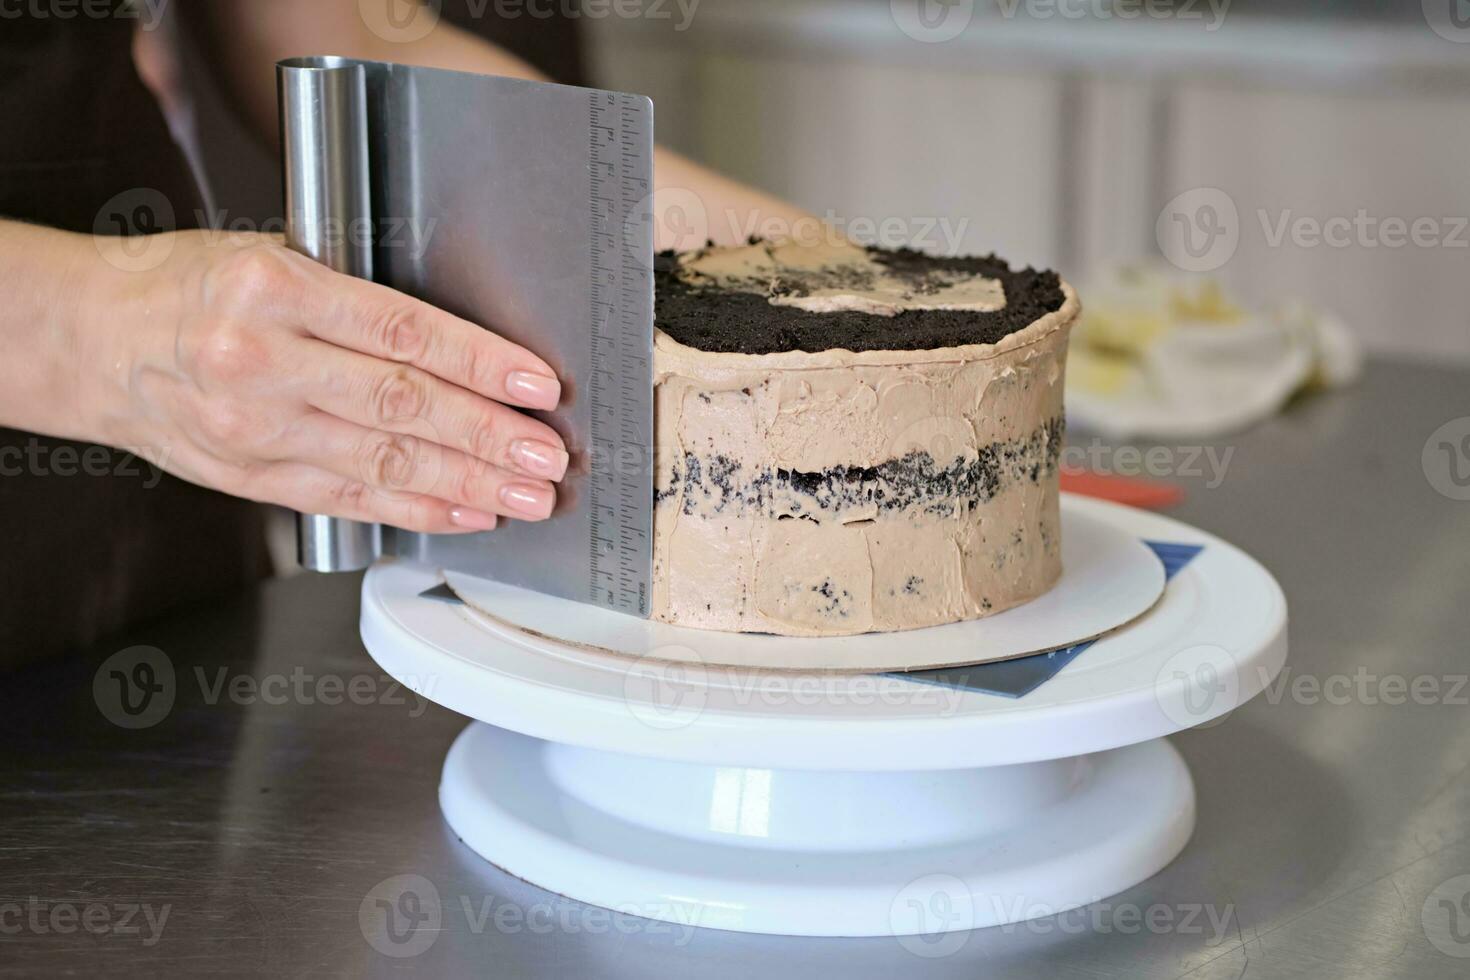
[652, 245, 1078, 636]
[680, 240, 1008, 317]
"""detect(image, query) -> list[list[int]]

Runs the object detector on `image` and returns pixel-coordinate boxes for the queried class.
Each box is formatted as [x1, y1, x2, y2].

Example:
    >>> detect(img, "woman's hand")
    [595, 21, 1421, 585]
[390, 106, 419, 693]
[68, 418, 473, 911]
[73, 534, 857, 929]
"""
[87, 231, 568, 533]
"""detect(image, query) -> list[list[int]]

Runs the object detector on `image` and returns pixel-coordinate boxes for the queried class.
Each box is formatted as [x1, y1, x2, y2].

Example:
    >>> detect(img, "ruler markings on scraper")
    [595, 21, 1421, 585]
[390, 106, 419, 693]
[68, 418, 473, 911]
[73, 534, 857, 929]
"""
[587, 92, 652, 616]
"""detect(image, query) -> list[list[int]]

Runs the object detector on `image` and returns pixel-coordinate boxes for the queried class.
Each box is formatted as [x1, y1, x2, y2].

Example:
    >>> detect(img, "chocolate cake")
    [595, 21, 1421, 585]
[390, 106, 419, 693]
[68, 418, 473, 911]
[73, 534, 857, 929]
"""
[651, 239, 1077, 636]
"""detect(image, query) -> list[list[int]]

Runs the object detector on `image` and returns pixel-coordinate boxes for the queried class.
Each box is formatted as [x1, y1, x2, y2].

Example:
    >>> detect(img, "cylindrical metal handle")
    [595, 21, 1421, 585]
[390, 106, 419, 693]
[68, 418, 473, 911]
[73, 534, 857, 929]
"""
[278, 58, 378, 572]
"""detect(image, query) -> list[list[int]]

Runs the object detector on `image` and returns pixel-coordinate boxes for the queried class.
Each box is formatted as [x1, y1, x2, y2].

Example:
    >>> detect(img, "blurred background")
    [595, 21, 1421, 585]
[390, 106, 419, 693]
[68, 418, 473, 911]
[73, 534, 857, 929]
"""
[181, 0, 1470, 364]
[587, 0, 1470, 364]
[153, 0, 1467, 566]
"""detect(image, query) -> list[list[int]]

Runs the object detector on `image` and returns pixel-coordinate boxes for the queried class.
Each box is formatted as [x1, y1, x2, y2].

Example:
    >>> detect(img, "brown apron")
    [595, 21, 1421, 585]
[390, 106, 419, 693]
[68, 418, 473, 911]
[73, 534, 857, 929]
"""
[0, 7, 584, 666]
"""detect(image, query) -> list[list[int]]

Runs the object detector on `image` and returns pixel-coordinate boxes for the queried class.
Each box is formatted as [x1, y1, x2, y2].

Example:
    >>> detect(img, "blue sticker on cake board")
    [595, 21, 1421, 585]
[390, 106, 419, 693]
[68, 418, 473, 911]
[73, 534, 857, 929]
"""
[891, 541, 1204, 699]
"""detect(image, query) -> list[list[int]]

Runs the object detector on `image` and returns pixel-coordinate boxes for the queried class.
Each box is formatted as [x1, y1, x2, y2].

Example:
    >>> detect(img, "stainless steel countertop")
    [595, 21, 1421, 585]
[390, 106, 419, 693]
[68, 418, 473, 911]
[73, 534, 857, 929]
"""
[3, 359, 1469, 978]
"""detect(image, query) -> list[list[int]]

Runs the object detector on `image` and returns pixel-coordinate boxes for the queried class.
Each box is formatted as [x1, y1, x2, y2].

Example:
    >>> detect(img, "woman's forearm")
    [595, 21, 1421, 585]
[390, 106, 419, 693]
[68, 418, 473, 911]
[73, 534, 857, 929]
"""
[179, 1, 813, 247]
[651, 149, 813, 249]
[0, 221, 125, 443]
[179, 1, 554, 154]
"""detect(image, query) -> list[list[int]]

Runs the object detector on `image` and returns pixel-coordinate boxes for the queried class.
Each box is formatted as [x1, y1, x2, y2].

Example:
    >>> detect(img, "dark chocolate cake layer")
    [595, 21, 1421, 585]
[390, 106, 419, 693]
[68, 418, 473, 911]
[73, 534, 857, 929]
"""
[654, 245, 1066, 355]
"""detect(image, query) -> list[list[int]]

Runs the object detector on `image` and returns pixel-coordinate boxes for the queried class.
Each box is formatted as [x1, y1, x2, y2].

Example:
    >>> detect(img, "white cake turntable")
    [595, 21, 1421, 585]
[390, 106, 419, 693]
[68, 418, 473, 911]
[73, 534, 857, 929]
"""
[360, 494, 1286, 937]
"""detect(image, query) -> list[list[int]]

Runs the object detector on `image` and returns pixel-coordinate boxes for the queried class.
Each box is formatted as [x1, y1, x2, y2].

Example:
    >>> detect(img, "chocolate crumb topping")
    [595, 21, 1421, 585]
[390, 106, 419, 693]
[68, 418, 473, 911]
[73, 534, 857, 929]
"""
[655, 244, 1066, 355]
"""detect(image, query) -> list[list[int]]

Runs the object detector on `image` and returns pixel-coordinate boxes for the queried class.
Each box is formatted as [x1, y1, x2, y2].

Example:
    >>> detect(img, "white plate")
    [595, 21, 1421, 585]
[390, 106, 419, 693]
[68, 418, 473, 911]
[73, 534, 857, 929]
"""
[443, 497, 1166, 673]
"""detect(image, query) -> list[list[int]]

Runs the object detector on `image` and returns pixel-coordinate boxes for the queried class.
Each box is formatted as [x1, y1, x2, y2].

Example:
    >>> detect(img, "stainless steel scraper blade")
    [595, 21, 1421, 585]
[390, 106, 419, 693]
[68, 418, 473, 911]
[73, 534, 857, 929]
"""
[279, 57, 654, 616]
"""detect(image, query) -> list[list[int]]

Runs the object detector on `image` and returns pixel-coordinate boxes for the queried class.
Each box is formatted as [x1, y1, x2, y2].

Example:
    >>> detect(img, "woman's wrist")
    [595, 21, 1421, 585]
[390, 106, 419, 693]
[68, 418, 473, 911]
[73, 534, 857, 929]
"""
[69, 231, 177, 450]
[87, 230, 196, 449]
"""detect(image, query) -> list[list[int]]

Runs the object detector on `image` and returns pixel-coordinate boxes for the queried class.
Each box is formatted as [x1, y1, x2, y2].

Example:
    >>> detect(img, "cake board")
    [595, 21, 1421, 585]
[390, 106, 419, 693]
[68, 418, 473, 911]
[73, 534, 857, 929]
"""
[359, 495, 1288, 937]
[441, 499, 1168, 672]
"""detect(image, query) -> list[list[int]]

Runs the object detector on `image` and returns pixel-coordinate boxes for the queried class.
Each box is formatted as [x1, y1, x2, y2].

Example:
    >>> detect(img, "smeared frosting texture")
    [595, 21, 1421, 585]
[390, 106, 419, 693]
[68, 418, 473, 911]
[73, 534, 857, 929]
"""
[651, 242, 1079, 637]
[682, 240, 1007, 316]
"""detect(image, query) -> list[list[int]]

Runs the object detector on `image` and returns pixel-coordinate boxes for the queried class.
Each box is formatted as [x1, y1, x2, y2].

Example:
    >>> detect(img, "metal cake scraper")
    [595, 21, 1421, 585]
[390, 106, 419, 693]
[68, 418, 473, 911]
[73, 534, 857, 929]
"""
[277, 57, 654, 617]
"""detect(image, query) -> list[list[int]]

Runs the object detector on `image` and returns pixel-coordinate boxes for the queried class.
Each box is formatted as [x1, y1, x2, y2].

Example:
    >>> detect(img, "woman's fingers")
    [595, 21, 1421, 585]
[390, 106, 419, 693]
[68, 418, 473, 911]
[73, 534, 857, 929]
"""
[240, 461, 496, 535]
[300, 339, 570, 482]
[126, 237, 574, 532]
[280, 412, 557, 523]
[301, 268, 563, 412]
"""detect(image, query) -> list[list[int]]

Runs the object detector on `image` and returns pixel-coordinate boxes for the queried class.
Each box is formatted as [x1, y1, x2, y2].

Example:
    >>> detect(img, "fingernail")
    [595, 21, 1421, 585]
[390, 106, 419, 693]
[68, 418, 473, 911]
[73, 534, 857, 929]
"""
[449, 507, 498, 531]
[506, 371, 561, 410]
[510, 439, 569, 481]
[500, 482, 555, 520]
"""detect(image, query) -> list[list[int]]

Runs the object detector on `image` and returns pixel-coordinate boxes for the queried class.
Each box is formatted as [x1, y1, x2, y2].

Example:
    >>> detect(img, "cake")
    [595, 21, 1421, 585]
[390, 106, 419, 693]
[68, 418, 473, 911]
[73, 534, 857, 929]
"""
[651, 239, 1078, 636]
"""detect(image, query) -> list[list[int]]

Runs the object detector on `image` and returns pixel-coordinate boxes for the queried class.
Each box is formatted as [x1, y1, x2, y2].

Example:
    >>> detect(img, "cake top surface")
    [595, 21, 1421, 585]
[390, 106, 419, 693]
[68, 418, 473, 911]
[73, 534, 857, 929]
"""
[654, 239, 1066, 355]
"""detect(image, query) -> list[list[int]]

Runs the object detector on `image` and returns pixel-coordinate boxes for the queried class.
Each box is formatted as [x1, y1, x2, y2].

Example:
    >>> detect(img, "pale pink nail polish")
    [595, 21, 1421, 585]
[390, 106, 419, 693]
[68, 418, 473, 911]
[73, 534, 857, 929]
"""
[449, 507, 497, 531]
[505, 371, 561, 410]
[500, 483, 555, 520]
[510, 439, 569, 481]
